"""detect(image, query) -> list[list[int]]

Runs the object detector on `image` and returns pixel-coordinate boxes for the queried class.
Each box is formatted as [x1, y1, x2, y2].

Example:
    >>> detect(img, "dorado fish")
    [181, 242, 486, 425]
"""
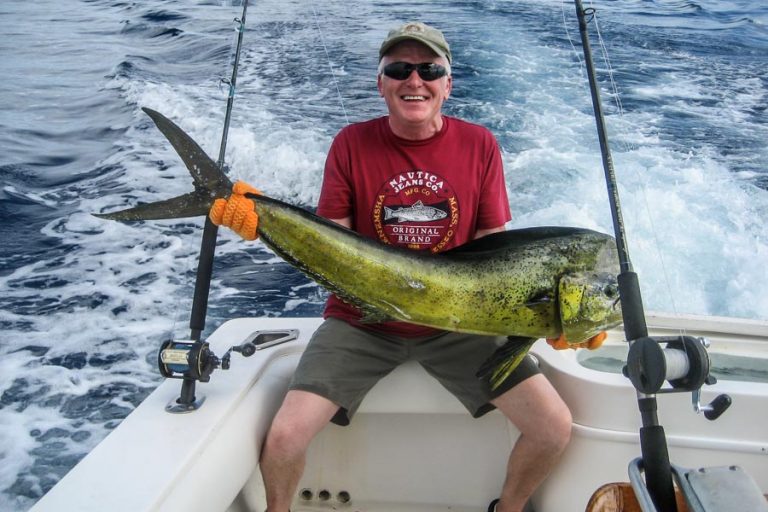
[97, 108, 623, 389]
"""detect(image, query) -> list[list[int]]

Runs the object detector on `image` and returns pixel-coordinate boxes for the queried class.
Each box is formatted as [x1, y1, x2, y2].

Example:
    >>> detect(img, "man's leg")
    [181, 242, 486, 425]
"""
[260, 390, 340, 512]
[490, 374, 572, 512]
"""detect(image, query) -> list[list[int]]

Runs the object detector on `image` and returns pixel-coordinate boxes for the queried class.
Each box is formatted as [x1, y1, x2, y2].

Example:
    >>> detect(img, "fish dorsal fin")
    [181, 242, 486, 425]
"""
[412, 200, 424, 208]
[443, 226, 601, 255]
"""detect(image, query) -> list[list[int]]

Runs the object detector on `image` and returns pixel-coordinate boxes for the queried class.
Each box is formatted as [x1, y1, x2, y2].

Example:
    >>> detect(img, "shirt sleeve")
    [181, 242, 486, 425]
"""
[317, 129, 354, 220]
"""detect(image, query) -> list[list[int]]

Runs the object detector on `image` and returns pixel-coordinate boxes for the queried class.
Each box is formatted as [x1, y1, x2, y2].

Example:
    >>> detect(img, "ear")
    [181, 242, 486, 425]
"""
[444, 75, 452, 100]
[377, 74, 384, 97]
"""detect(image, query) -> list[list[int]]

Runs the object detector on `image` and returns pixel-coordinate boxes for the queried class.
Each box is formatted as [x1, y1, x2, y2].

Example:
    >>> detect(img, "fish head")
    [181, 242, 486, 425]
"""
[557, 271, 622, 343]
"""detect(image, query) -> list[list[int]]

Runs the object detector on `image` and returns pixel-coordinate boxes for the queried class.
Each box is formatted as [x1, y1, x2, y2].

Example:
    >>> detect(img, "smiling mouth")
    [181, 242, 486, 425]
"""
[401, 95, 427, 101]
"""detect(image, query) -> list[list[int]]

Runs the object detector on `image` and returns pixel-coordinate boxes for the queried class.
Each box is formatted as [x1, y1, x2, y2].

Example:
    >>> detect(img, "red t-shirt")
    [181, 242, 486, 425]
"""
[317, 115, 512, 337]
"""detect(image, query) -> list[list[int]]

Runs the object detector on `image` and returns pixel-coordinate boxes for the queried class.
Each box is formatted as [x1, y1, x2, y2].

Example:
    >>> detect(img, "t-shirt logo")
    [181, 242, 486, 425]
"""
[384, 200, 447, 223]
[373, 170, 459, 252]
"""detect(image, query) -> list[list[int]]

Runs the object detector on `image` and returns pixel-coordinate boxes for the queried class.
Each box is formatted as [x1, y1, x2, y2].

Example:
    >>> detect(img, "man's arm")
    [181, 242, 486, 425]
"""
[329, 217, 353, 229]
[474, 225, 506, 240]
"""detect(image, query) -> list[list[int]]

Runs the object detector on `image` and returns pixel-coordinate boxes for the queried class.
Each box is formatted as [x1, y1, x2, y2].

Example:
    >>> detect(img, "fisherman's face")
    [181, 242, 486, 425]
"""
[378, 41, 452, 140]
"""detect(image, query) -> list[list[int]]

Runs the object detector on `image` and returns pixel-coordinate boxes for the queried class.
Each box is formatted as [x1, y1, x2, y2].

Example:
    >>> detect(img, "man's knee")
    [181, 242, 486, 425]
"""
[493, 375, 572, 451]
[264, 417, 306, 455]
[536, 400, 572, 453]
[262, 390, 339, 458]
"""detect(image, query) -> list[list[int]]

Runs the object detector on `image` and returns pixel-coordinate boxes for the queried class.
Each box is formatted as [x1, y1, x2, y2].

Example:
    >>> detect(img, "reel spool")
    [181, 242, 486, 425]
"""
[158, 340, 223, 382]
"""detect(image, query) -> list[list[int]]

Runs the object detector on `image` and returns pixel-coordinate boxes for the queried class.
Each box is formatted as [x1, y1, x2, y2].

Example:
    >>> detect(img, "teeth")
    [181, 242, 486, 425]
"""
[402, 95, 426, 101]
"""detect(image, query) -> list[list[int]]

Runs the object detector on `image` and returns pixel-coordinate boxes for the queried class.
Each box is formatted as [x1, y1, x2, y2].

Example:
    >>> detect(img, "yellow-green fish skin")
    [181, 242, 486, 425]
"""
[254, 195, 622, 341]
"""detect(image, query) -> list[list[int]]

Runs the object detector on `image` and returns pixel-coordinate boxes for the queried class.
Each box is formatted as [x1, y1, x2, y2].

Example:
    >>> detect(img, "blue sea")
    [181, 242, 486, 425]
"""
[1, 0, 766, 509]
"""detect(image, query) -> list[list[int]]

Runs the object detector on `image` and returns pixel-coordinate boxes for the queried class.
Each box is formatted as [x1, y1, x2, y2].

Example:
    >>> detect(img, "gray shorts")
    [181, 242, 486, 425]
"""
[289, 318, 540, 426]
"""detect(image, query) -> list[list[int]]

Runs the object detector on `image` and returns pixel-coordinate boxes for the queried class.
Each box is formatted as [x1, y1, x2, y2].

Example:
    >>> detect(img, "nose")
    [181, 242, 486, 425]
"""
[404, 68, 423, 85]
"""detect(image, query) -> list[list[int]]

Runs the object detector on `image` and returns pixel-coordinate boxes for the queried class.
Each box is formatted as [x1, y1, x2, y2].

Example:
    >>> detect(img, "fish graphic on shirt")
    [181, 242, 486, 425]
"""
[383, 201, 448, 223]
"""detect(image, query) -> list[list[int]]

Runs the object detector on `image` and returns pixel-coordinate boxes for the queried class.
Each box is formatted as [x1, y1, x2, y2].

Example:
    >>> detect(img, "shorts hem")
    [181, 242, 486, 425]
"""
[471, 356, 541, 418]
[288, 382, 350, 426]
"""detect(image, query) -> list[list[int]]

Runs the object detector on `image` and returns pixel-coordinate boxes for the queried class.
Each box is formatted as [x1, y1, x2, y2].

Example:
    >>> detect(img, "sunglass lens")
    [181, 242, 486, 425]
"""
[418, 63, 447, 80]
[383, 62, 413, 80]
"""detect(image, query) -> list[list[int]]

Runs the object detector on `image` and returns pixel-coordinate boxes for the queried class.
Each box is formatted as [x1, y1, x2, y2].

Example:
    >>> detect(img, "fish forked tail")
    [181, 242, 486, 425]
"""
[94, 108, 234, 222]
[476, 336, 537, 391]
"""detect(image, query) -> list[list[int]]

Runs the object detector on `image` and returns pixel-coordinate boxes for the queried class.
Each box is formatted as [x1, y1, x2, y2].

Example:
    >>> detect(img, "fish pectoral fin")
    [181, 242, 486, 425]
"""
[476, 337, 537, 391]
[94, 190, 212, 221]
[358, 309, 393, 324]
[504, 295, 553, 318]
[523, 295, 553, 308]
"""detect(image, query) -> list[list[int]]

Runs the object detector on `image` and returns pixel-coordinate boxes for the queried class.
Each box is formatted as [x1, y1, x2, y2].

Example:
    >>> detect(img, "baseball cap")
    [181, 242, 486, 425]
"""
[378, 22, 452, 63]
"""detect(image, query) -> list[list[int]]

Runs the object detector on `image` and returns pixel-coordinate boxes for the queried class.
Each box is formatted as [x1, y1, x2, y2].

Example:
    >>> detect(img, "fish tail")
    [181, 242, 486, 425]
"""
[476, 337, 537, 391]
[383, 206, 394, 220]
[94, 108, 233, 221]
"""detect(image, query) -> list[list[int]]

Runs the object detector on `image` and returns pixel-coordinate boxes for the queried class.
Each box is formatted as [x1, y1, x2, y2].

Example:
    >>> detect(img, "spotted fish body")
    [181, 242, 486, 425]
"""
[97, 108, 623, 387]
[256, 199, 621, 341]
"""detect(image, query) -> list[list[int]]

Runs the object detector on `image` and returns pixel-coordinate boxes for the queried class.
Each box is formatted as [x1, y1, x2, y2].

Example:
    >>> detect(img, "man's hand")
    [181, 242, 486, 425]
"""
[546, 331, 607, 351]
[209, 181, 262, 240]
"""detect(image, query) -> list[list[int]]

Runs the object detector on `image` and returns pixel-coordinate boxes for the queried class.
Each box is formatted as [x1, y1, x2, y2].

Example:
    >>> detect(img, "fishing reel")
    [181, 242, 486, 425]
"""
[158, 339, 256, 381]
[623, 335, 732, 420]
[157, 339, 244, 413]
[158, 330, 298, 413]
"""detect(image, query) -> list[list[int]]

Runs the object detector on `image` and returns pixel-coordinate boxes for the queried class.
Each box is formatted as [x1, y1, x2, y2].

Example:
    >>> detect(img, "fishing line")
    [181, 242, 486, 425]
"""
[589, 3, 626, 118]
[562, 0, 585, 75]
[310, 6, 350, 126]
[564, 0, 685, 326]
[587, 3, 683, 323]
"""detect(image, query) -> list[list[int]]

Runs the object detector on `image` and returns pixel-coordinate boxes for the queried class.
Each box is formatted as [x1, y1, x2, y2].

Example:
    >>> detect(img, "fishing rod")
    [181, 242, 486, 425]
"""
[164, 0, 251, 413]
[189, 0, 250, 341]
[572, 2, 733, 511]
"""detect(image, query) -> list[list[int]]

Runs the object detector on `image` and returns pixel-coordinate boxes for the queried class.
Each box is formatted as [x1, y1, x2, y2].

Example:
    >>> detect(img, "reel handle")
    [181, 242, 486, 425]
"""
[694, 390, 732, 421]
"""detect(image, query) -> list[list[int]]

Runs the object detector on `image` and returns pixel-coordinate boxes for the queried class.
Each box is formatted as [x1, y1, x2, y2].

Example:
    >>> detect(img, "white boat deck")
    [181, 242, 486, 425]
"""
[29, 314, 768, 512]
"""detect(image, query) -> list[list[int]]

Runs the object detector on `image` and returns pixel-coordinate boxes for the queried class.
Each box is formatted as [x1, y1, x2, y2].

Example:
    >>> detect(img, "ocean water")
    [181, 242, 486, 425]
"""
[1, 0, 766, 509]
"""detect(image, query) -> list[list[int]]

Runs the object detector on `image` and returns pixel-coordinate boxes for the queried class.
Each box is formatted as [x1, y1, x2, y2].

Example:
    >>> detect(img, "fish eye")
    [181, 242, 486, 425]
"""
[604, 284, 619, 298]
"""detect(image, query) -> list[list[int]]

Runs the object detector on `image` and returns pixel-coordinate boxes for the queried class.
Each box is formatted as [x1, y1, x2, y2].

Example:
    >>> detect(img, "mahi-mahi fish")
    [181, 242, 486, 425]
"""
[96, 108, 623, 389]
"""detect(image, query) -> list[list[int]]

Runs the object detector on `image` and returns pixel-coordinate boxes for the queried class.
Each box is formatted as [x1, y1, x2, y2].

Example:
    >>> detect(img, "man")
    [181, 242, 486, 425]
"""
[212, 21, 599, 512]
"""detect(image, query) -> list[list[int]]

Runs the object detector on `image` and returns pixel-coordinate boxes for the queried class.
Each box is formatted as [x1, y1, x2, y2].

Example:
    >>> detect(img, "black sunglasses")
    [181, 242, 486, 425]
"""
[382, 61, 448, 81]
